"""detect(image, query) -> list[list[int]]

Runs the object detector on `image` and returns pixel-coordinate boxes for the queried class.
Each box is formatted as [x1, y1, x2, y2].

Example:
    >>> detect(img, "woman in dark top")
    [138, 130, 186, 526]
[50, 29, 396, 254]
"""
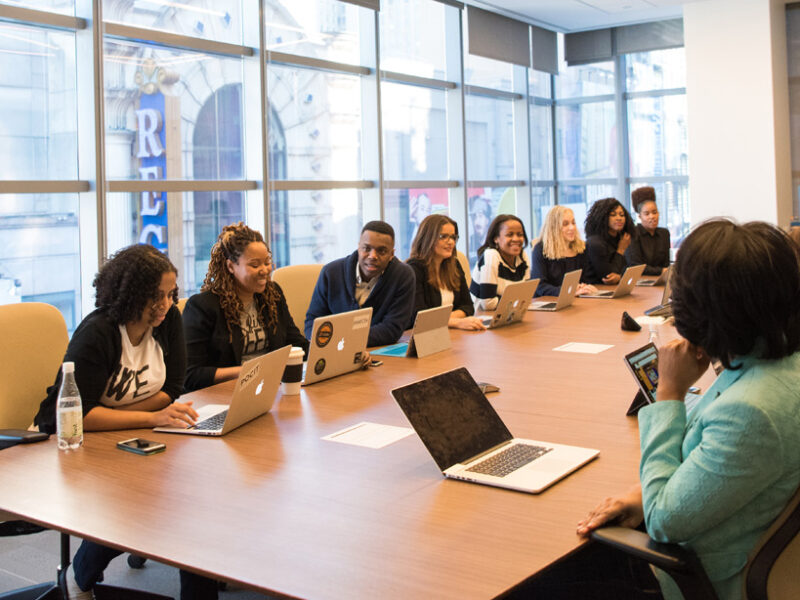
[407, 214, 485, 331]
[531, 205, 597, 297]
[584, 197, 636, 285]
[625, 186, 671, 276]
[183, 222, 309, 392]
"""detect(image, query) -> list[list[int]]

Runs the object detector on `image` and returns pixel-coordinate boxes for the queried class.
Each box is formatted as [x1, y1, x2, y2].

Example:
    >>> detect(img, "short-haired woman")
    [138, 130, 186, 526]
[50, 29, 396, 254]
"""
[183, 222, 309, 393]
[530, 205, 597, 297]
[470, 214, 530, 311]
[625, 186, 670, 276]
[407, 214, 485, 331]
[583, 197, 636, 285]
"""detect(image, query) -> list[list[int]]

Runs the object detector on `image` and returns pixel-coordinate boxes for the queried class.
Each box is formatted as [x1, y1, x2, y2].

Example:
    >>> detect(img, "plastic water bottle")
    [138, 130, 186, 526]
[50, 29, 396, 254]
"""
[56, 361, 83, 451]
[648, 323, 661, 348]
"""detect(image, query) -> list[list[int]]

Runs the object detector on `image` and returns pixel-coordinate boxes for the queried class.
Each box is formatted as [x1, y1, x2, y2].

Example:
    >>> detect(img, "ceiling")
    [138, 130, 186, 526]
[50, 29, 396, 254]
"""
[470, 0, 701, 33]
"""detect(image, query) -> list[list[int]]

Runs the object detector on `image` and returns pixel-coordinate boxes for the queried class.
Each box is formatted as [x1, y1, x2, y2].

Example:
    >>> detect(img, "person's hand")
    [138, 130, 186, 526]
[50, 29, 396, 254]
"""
[656, 338, 710, 402]
[151, 401, 198, 428]
[360, 350, 371, 369]
[576, 485, 643, 537]
[617, 232, 632, 253]
[451, 316, 487, 331]
[602, 272, 621, 285]
[577, 283, 597, 295]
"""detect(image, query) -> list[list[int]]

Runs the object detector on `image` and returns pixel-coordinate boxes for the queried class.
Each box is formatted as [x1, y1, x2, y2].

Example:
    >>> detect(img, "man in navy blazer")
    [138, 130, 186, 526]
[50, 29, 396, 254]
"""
[305, 220, 415, 347]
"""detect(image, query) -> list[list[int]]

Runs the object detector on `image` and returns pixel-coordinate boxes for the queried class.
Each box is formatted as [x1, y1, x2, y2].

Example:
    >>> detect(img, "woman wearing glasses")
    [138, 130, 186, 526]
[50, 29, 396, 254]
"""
[407, 215, 485, 330]
[182, 222, 308, 393]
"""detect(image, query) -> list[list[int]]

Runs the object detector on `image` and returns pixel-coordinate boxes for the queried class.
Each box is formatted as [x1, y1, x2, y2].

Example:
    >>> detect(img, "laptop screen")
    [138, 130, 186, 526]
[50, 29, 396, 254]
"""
[392, 367, 513, 471]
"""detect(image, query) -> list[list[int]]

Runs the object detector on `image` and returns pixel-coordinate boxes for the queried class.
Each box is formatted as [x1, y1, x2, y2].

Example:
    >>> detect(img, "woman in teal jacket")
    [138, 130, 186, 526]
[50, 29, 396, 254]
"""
[574, 219, 800, 600]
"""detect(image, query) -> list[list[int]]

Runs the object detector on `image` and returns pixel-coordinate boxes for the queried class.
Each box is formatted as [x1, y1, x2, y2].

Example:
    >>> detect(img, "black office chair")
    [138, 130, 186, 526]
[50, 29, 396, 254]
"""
[591, 485, 800, 600]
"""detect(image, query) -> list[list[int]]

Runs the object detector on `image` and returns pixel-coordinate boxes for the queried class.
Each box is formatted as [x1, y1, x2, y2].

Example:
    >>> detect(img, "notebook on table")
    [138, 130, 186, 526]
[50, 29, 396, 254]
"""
[392, 367, 599, 494]
[578, 264, 646, 299]
[479, 279, 539, 329]
[636, 264, 671, 287]
[303, 307, 372, 386]
[371, 304, 452, 359]
[528, 269, 582, 312]
[154, 345, 290, 437]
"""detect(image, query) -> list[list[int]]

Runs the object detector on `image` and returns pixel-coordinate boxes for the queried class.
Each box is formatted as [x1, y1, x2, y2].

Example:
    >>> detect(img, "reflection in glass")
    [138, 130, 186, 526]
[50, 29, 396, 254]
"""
[382, 82, 448, 181]
[0, 23, 77, 179]
[380, 0, 446, 79]
[466, 186, 517, 266]
[530, 102, 553, 181]
[529, 69, 552, 98]
[556, 60, 615, 99]
[625, 48, 686, 92]
[0, 193, 80, 332]
[530, 186, 554, 238]
[559, 184, 615, 238]
[556, 101, 616, 179]
[384, 188, 452, 260]
[627, 95, 688, 178]
[268, 65, 363, 181]
[465, 95, 515, 181]
[2, 0, 74, 15]
[464, 53, 513, 92]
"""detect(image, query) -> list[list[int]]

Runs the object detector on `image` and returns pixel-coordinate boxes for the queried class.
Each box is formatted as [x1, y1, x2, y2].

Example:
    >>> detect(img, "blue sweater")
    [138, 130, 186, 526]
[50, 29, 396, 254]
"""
[304, 251, 415, 347]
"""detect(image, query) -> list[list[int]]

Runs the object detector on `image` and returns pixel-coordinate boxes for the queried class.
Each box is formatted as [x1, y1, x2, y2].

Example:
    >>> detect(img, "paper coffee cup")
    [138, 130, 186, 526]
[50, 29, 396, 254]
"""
[281, 346, 305, 395]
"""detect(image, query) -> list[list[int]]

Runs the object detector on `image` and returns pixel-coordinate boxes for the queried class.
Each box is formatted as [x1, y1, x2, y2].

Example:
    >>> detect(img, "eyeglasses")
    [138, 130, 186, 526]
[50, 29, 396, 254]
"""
[438, 233, 459, 242]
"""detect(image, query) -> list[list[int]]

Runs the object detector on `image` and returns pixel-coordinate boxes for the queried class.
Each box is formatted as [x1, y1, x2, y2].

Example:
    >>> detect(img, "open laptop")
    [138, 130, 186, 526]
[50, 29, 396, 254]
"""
[528, 269, 582, 312]
[637, 264, 671, 287]
[154, 345, 290, 436]
[303, 307, 372, 386]
[371, 304, 452, 359]
[578, 264, 646, 299]
[645, 267, 674, 317]
[479, 278, 539, 328]
[392, 367, 599, 494]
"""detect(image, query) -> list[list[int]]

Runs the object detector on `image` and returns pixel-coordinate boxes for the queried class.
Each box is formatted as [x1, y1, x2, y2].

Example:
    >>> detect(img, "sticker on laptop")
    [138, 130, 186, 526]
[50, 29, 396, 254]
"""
[314, 358, 326, 375]
[315, 322, 333, 348]
[352, 315, 370, 330]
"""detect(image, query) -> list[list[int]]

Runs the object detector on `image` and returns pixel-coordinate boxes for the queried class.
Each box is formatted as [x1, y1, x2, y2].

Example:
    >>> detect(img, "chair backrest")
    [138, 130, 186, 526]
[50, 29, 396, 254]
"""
[0, 303, 69, 429]
[176, 297, 188, 314]
[744, 484, 800, 600]
[271, 264, 324, 331]
[456, 251, 471, 287]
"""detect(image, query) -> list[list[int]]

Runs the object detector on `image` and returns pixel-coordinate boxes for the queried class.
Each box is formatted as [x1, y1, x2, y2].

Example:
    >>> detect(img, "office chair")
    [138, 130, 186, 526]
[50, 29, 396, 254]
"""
[591, 484, 800, 600]
[456, 251, 471, 287]
[271, 263, 323, 330]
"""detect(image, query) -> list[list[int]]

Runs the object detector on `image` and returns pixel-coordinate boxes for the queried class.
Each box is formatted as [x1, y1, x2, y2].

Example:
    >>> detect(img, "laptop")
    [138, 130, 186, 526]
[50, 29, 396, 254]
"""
[644, 267, 674, 317]
[154, 345, 290, 436]
[371, 304, 452, 359]
[303, 307, 372, 386]
[528, 269, 582, 312]
[479, 279, 539, 328]
[578, 264, 646, 299]
[392, 367, 599, 494]
[637, 264, 671, 287]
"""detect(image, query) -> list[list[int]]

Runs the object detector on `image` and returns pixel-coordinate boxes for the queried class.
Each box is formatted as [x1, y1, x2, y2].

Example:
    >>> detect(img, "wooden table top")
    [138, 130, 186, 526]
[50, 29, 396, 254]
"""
[0, 287, 690, 599]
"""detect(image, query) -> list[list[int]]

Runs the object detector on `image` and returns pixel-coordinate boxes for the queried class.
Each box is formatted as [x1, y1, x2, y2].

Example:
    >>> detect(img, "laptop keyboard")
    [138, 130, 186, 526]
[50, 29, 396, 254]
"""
[466, 444, 552, 478]
[193, 410, 228, 431]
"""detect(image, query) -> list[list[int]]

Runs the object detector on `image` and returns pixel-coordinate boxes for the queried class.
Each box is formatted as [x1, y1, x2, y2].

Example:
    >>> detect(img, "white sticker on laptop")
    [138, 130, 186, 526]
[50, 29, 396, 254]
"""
[352, 315, 370, 329]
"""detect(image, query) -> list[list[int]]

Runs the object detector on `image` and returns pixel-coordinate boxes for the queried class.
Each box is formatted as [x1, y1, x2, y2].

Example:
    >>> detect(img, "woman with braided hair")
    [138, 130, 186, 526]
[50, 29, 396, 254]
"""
[183, 222, 309, 392]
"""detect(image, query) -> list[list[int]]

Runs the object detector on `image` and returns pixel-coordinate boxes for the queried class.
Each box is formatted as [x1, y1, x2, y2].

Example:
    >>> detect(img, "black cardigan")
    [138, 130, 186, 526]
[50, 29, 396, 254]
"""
[406, 258, 474, 327]
[529, 241, 589, 297]
[584, 233, 627, 284]
[34, 305, 186, 434]
[182, 286, 309, 392]
[625, 224, 671, 276]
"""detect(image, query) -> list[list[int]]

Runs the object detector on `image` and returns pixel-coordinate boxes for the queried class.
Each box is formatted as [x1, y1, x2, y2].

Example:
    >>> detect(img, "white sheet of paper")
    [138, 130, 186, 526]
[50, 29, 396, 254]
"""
[553, 342, 614, 354]
[322, 422, 414, 449]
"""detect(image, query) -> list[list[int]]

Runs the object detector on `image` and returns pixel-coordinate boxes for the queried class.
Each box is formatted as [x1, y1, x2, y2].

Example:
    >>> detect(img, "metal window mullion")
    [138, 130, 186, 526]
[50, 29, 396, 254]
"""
[0, 181, 89, 194]
[624, 87, 686, 101]
[628, 176, 689, 184]
[554, 94, 616, 106]
[550, 72, 559, 205]
[457, 8, 469, 259]
[259, 0, 270, 236]
[107, 180, 258, 193]
[467, 180, 526, 188]
[371, 8, 384, 221]
[379, 70, 456, 90]
[383, 181, 459, 189]
[464, 84, 522, 101]
[558, 177, 618, 186]
[270, 181, 375, 191]
[104, 23, 254, 58]
[265, 50, 370, 76]
[0, 4, 85, 30]
[93, 0, 107, 265]
[615, 54, 629, 207]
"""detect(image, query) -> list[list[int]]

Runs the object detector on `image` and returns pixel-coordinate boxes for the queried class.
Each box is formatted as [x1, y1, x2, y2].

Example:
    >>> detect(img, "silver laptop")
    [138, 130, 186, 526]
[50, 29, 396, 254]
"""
[303, 307, 372, 386]
[645, 266, 673, 316]
[154, 345, 290, 436]
[578, 264, 646, 299]
[392, 367, 599, 494]
[479, 278, 539, 328]
[372, 304, 452, 359]
[528, 269, 582, 312]
[637, 264, 671, 287]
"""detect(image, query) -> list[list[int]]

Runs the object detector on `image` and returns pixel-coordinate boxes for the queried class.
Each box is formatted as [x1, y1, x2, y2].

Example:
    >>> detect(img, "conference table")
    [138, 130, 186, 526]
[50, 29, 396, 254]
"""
[0, 286, 691, 599]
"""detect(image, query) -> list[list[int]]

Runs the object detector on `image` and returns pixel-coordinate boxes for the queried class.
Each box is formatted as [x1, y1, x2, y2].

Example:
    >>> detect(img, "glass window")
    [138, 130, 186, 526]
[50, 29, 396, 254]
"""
[556, 101, 617, 179]
[530, 102, 553, 181]
[531, 186, 554, 237]
[556, 61, 615, 99]
[384, 187, 452, 260]
[631, 181, 689, 246]
[103, 39, 245, 181]
[379, 0, 446, 80]
[264, 0, 363, 66]
[529, 69, 552, 98]
[559, 184, 615, 236]
[464, 53, 513, 92]
[382, 82, 448, 181]
[0, 23, 77, 179]
[103, 0, 244, 45]
[1, 0, 74, 15]
[267, 65, 363, 181]
[465, 94, 515, 181]
[0, 193, 81, 332]
[625, 47, 686, 92]
[269, 189, 368, 266]
[466, 186, 517, 266]
[627, 95, 688, 178]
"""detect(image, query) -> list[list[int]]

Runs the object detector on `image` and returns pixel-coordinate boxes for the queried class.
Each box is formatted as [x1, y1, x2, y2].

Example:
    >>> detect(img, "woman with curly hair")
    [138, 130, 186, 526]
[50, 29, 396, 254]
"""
[470, 214, 530, 311]
[183, 222, 309, 392]
[530, 205, 597, 297]
[583, 197, 636, 285]
[406, 214, 485, 331]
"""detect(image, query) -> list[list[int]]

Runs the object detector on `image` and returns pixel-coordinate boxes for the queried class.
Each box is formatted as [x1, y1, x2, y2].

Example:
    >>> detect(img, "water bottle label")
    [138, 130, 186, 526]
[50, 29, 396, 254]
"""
[57, 405, 83, 447]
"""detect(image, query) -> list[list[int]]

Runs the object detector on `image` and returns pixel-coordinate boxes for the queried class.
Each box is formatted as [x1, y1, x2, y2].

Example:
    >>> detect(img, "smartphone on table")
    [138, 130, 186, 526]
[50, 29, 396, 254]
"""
[117, 438, 166, 455]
